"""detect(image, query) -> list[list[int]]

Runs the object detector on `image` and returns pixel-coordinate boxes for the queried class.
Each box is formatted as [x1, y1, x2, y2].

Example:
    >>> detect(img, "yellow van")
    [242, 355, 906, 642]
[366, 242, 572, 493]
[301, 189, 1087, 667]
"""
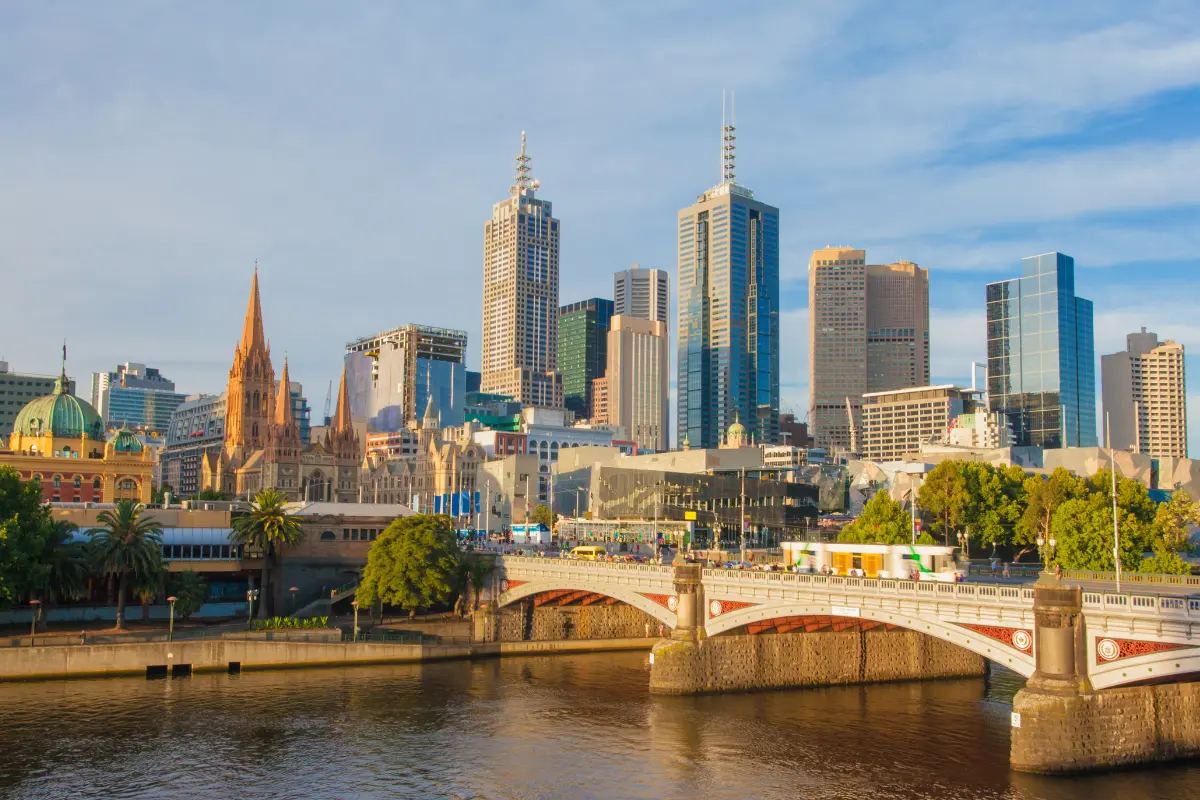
[570, 545, 607, 561]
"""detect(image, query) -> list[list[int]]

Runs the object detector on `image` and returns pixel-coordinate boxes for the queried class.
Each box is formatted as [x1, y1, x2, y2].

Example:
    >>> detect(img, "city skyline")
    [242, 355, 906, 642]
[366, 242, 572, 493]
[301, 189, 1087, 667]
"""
[2, 4, 1199, 454]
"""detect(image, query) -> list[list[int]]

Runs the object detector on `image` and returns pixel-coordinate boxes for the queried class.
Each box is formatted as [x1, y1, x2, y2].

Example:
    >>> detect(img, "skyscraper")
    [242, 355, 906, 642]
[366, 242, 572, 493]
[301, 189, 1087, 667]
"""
[677, 103, 779, 448]
[90, 362, 187, 435]
[481, 133, 563, 409]
[614, 264, 669, 323]
[607, 315, 669, 452]
[558, 298, 614, 417]
[1102, 329, 1187, 457]
[808, 248, 929, 450]
[986, 252, 1097, 448]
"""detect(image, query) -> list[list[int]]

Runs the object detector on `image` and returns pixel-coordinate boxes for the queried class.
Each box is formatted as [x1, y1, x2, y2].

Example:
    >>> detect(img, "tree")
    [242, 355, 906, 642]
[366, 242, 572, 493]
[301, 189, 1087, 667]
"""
[1052, 492, 1146, 572]
[1017, 468, 1085, 562]
[838, 491, 912, 544]
[0, 466, 53, 606]
[1152, 487, 1200, 554]
[965, 463, 1027, 550]
[1138, 546, 1192, 576]
[40, 519, 91, 606]
[168, 571, 208, 620]
[229, 488, 304, 618]
[197, 488, 231, 501]
[531, 504, 557, 529]
[151, 484, 175, 505]
[87, 500, 164, 630]
[918, 461, 972, 545]
[131, 554, 167, 621]
[356, 514, 462, 617]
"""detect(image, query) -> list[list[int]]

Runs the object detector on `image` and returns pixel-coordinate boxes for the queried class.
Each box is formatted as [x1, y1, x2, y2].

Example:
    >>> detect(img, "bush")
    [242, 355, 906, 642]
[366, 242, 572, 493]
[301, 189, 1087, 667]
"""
[251, 615, 329, 630]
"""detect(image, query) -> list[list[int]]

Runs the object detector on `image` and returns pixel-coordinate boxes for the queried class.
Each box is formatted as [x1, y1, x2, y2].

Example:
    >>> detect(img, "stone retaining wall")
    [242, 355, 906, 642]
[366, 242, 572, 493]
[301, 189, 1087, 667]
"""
[498, 603, 661, 642]
[1011, 683, 1200, 773]
[649, 629, 986, 694]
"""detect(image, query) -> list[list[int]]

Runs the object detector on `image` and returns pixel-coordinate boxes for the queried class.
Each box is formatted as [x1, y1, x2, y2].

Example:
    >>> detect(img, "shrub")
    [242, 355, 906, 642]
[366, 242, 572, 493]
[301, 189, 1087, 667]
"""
[251, 615, 329, 630]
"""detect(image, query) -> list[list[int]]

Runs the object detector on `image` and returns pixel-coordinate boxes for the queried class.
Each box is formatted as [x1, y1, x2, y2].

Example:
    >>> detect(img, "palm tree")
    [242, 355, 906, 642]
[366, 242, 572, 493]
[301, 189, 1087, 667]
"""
[230, 488, 304, 618]
[132, 558, 167, 622]
[87, 500, 164, 630]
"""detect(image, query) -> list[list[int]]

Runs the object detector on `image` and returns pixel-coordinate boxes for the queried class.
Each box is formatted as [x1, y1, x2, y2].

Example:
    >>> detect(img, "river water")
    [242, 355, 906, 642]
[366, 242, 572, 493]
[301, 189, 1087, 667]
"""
[0, 652, 1196, 800]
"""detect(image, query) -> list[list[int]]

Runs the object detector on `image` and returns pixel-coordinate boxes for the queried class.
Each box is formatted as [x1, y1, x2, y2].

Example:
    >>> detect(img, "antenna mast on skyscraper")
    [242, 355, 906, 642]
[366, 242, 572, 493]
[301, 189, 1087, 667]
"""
[722, 90, 737, 184]
[513, 131, 532, 192]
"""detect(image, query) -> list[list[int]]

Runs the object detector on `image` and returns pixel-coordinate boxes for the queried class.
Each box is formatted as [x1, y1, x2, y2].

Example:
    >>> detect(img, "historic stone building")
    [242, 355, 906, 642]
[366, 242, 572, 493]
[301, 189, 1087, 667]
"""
[201, 271, 360, 501]
[361, 395, 485, 511]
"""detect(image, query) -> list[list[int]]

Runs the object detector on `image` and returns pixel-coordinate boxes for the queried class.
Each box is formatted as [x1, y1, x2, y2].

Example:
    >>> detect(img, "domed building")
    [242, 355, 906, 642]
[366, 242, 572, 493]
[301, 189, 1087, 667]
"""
[2, 368, 153, 503]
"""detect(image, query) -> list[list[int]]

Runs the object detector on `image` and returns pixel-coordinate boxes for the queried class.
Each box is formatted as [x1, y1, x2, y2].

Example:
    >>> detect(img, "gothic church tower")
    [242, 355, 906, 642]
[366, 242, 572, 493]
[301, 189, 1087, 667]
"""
[224, 269, 276, 467]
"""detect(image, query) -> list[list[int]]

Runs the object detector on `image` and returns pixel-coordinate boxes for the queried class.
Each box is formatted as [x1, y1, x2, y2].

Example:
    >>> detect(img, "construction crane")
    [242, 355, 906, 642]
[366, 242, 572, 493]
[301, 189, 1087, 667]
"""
[322, 380, 333, 426]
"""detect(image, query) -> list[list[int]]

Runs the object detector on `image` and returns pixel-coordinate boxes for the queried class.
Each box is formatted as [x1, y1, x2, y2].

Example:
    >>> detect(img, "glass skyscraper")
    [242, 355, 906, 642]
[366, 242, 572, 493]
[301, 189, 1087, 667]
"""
[558, 298, 614, 417]
[677, 175, 780, 448]
[986, 252, 1097, 448]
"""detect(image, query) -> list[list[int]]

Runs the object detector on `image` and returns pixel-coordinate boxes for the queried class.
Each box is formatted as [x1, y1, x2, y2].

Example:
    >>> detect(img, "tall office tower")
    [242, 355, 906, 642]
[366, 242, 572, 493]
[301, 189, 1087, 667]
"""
[90, 362, 187, 434]
[986, 252, 1097, 448]
[677, 102, 780, 448]
[808, 248, 930, 451]
[1102, 328, 1187, 457]
[558, 298, 614, 417]
[614, 264, 669, 323]
[345, 324, 468, 432]
[481, 133, 563, 409]
[607, 315, 669, 452]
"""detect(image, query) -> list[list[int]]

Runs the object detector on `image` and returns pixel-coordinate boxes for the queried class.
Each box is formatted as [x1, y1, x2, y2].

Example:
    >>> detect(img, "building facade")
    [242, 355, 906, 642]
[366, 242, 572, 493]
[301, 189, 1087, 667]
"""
[480, 133, 563, 408]
[0, 361, 74, 438]
[861, 385, 974, 462]
[808, 248, 930, 452]
[614, 264, 669, 323]
[161, 393, 226, 497]
[986, 252, 1097, 448]
[345, 324, 468, 432]
[90, 362, 187, 435]
[607, 315, 669, 452]
[558, 298, 613, 417]
[1102, 328, 1188, 457]
[677, 127, 779, 449]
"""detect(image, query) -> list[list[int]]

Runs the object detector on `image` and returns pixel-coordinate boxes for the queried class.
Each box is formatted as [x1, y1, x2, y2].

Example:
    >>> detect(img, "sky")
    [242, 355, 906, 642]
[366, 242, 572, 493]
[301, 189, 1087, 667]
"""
[1, 2, 1198, 455]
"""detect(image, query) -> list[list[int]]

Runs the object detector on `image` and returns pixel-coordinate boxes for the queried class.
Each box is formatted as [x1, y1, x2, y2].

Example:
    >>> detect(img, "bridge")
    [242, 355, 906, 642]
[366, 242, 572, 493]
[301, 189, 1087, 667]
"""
[490, 555, 1200, 773]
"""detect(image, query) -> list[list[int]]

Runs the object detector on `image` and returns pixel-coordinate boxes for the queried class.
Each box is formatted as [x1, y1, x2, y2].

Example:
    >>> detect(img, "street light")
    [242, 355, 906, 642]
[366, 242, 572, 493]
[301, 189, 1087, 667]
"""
[246, 588, 260, 626]
[351, 600, 360, 642]
[167, 596, 177, 642]
[1036, 535, 1058, 579]
[956, 530, 969, 568]
[289, 586, 299, 614]
[29, 599, 41, 645]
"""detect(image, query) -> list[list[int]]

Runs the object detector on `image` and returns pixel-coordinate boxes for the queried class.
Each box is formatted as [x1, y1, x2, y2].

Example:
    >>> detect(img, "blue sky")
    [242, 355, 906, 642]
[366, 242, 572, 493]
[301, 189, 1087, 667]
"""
[1, 2, 1197, 454]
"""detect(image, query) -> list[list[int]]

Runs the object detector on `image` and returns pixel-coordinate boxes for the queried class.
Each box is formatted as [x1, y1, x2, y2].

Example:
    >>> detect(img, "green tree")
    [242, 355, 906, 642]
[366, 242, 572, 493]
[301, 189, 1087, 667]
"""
[965, 463, 1027, 550]
[1151, 487, 1200, 554]
[131, 554, 167, 622]
[229, 488, 304, 618]
[1052, 492, 1147, 572]
[356, 514, 462, 617]
[0, 466, 53, 605]
[1017, 468, 1086, 562]
[1138, 546, 1192, 576]
[40, 518, 91, 606]
[86, 500, 164, 630]
[531, 504, 557, 529]
[197, 488, 231, 501]
[918, 461, 972, 545]
[151, 484, 175, 505]
[168, 571, 208, 620]
[838, 491, 913, 544]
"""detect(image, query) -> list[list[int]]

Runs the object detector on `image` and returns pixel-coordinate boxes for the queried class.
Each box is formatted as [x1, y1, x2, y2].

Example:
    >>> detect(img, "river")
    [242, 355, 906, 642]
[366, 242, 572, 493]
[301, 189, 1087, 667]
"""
[0, 652, 1195, 799]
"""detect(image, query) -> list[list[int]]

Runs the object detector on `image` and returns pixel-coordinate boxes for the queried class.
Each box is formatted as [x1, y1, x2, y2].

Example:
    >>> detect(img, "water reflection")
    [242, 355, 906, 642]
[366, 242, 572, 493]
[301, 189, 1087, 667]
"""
[0, 655, 1195, 799]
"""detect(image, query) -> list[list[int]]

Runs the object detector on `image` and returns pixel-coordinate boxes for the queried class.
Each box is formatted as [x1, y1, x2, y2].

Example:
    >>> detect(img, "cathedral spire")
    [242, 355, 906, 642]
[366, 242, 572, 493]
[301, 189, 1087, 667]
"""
[332, 366, 352, 432]
[240, 266, 266, 352]
[274, 357, 293, 426]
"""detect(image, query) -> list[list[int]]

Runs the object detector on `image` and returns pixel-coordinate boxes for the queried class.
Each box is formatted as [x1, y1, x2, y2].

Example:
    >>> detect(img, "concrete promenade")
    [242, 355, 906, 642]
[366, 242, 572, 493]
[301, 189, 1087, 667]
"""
[0, 635, 654, 682]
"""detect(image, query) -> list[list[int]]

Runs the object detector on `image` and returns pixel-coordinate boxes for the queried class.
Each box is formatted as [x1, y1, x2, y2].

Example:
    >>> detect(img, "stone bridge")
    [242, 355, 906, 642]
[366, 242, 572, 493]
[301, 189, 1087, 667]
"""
[492, 555, 1200, 773]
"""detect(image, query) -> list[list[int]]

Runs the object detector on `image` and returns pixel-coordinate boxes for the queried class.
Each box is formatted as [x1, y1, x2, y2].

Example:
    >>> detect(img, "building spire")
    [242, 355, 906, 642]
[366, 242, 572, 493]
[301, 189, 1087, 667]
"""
[722, 89, 736, 184]
[332, 366, 352, 432]
[240, 266, 266, 352]
[513, 131, 532, 191]
[274, 356, 292, 426]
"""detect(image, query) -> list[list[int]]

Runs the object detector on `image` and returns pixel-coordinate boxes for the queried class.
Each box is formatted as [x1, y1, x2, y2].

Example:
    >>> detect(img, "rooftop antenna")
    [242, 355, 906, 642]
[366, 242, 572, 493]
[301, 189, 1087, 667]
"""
[323, 379, 333, 426]
[722, 89, 737, 184]
[513, 131, 532, 193]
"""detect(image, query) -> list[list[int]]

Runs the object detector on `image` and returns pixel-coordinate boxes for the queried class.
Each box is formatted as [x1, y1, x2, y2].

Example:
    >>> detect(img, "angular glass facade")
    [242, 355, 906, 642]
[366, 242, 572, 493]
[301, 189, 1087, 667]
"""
[678, 184, 779, 448]
[986, 252, 1097, 448]
[557, 298, 614, 416]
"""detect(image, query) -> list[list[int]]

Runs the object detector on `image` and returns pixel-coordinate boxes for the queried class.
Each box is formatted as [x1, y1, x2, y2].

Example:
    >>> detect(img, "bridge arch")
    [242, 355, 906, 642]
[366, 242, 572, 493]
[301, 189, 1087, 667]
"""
[705, 600, 1035, 677]
[496, 577, 678, 629]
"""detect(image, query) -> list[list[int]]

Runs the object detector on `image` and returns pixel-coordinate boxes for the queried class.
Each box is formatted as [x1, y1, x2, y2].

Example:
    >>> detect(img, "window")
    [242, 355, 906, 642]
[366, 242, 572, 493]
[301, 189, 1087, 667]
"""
[73, 476, 81, 488]
[53, 475, 61, 488]
[93, 477, 102, 490]
[320, 530, 336, 541]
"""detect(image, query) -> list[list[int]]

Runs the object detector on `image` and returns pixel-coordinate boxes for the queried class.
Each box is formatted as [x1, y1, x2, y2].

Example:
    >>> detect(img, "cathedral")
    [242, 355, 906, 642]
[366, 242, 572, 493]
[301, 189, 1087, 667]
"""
[201, 270, 360, 501]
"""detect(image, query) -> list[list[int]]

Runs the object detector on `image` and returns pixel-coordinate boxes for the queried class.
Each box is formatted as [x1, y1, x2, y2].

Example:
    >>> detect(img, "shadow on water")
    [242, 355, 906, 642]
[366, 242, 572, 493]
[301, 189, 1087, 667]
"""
[0, 656, 1196, 799]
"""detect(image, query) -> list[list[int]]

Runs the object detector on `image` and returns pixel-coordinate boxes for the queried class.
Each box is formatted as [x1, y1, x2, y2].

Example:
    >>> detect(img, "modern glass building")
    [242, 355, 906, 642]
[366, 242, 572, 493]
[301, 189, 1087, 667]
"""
[678, 180, 780, 449]
[558, 298, 614, 417]
[986, 252, 1097, 448]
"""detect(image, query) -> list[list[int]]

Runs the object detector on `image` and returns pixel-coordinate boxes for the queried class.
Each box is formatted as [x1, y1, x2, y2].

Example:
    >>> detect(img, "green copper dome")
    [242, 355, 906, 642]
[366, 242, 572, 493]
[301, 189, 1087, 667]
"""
[12, 375, 105, 440]
[109, 424, 144, 453]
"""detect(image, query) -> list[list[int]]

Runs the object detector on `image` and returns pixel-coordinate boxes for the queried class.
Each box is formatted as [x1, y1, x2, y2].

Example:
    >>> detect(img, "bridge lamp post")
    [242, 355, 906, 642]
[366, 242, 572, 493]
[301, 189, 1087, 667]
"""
[956, 530, 969, 567]
[246, 589, 259, 627]
[1036, 536, 1057, 579]
[351, 600, 360, 642]
[167, 596, 177, 642]
[28, 599, 40, 644]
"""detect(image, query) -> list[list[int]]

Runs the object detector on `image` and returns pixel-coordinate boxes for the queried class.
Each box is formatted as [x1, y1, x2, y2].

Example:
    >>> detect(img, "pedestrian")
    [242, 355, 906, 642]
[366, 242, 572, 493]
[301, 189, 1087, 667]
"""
[79, 630, 87, 646]
[1055, 562, 1063, 581]
[658, 623, 665, 638]
[644, 622, 651, 638]
[1003, 562, 1011, 578]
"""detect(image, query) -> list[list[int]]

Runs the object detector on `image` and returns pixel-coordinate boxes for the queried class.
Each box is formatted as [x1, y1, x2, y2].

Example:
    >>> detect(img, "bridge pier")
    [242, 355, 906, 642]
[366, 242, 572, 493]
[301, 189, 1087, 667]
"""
[1011, 585, 1200, 773]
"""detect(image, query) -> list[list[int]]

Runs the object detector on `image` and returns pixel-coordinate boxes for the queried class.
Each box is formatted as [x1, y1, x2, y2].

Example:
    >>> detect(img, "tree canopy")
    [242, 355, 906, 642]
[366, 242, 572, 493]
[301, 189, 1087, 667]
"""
[531, 504, 557, 529]
[168, 571, 208, 620]
[87, 500, 164, 629]
[356, 514, 462, 616]
[839, 491, 914, 545]
[230, 488, 304, 617]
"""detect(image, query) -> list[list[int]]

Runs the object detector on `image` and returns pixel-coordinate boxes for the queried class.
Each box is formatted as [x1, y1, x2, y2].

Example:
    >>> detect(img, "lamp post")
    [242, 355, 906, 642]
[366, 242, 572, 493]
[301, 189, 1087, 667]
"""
[351, 600, 360, 642]
[246, 588, 259, 627]
[167, 596, 177, 642]
[1036, 535, 1058, 581]
[289, 586, 299, 614]
[956, 529, 969, 569]
[29, 599, 41, 645]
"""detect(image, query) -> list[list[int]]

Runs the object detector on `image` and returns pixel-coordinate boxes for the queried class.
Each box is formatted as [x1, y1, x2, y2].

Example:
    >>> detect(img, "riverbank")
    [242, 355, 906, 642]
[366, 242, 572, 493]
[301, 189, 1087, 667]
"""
[0, 636, 655, 682]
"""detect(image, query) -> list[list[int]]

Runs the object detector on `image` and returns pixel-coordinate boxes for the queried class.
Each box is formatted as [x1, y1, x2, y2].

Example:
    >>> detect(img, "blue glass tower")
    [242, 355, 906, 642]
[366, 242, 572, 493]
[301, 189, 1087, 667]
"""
[986, 252, 1097, 448]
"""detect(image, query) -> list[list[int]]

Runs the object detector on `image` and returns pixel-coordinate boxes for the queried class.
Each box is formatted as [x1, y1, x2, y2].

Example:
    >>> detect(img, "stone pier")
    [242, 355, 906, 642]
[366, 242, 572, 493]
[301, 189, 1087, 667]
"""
[1011, 584, 1200, 773]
